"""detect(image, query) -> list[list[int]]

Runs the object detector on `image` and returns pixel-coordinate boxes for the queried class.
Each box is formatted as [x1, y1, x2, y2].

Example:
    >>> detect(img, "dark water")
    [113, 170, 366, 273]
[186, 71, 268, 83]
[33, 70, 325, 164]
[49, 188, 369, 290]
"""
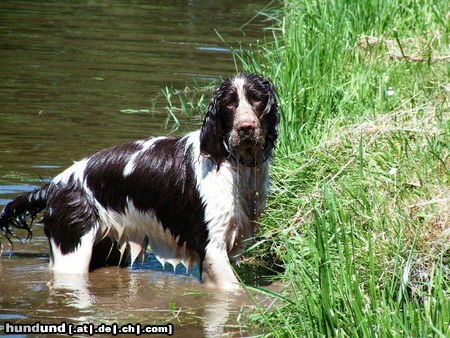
[0, 0, 275, 336]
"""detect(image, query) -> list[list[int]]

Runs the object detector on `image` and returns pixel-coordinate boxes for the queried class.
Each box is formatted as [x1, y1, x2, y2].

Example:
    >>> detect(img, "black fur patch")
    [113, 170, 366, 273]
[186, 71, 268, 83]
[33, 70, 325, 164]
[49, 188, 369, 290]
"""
[43, 180, 98, 255]
[84, 141, 143, 211]
[90, 236, 130, 270]
[200, 85, 232, 168]
[85, 137, 209, 260]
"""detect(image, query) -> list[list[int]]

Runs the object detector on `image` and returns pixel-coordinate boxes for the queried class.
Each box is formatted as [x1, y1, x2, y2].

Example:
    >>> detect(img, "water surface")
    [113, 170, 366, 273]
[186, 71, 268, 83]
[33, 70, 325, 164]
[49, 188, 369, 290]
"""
[0, 0, 275, 336]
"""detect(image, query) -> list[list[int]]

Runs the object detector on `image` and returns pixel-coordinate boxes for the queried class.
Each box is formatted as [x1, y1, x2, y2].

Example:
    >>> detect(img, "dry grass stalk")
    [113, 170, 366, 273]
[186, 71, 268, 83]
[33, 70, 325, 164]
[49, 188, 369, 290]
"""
[357, 35, 450, 63]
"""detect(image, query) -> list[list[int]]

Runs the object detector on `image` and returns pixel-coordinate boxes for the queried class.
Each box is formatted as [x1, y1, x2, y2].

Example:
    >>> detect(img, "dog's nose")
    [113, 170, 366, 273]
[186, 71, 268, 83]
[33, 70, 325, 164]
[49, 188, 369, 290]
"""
[237, 121, 256, 135]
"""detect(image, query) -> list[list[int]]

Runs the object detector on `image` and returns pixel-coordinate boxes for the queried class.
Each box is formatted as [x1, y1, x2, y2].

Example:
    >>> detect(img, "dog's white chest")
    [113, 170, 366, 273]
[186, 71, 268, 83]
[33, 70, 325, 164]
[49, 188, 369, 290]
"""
[196, 157, 269, 259]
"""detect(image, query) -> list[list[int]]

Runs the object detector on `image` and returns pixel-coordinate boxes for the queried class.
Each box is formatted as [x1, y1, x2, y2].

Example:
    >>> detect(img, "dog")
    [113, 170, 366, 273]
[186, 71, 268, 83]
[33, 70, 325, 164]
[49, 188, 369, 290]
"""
[0, 73, 279, 290]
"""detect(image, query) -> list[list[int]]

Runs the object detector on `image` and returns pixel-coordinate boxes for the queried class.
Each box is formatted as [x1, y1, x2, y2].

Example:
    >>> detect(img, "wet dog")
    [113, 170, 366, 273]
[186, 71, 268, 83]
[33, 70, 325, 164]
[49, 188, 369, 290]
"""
[0, 74, 279, 289]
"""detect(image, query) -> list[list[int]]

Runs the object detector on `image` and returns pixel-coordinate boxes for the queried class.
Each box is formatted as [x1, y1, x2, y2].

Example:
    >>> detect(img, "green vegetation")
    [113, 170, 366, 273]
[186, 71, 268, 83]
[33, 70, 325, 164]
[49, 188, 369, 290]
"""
[166, 0, 448, 335]
[236, 0, 449, 336]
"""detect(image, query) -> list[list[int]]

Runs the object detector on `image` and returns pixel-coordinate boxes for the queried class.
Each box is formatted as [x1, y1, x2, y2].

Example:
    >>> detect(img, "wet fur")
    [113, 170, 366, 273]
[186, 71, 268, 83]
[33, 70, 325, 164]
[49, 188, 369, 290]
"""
[0, 74, 279, 289]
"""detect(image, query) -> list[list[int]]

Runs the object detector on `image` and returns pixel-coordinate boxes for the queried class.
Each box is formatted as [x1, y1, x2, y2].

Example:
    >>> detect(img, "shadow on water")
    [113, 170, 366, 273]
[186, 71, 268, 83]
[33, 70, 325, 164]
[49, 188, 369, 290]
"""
[0, 0, 280, 336]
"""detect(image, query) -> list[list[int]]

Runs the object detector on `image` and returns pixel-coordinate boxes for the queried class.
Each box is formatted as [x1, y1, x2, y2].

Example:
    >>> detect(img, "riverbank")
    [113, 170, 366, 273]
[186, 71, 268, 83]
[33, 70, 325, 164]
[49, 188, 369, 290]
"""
[164, 0, 448, 334]
[236, 0, 448, 335]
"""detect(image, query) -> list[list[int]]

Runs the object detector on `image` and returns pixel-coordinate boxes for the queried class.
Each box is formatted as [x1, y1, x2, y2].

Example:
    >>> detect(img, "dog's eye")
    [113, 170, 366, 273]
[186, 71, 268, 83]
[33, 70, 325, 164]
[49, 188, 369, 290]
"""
[226, 101, 237, 110]
[253, 100, 264, 109]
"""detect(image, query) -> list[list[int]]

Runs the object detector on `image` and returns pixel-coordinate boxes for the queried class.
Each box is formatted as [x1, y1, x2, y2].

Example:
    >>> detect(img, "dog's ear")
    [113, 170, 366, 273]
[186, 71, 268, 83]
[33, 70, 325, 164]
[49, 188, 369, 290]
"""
[260, 78, 279, 161]
[200, 91, 228, 169]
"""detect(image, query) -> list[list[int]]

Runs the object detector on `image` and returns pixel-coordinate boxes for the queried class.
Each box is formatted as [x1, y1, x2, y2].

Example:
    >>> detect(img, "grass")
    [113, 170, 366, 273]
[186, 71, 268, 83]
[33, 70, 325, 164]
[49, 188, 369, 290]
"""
[165, 0, 448, 335]
[234, 0, 449, 336]
[243, 105, 448, 336]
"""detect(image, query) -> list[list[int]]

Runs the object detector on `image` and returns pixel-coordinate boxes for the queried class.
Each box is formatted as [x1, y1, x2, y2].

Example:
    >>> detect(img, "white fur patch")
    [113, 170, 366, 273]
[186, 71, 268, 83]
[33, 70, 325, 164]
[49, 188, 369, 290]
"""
[233, 77, 251, 110]
[50, 227, 97, 274]
[232, 76, 258, 126]
[123, 137, 166, 177]
[185, 131, 269, 286]
[187, 131, 268, 254]
[53, 158, 89, 185]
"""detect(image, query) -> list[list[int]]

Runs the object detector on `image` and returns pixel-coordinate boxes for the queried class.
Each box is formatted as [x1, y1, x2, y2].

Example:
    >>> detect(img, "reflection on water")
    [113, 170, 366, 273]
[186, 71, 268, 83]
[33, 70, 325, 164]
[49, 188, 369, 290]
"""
[1, 251, 262, 336]
[0, 0, 274, 335]
[51, 273, 95, 310]
[48, 267, 240, 336]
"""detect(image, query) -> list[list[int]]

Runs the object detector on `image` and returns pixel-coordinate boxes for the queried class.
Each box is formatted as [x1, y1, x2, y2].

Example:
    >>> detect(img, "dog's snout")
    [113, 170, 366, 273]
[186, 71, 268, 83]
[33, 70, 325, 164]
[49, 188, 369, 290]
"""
[237, 121, 256, 135]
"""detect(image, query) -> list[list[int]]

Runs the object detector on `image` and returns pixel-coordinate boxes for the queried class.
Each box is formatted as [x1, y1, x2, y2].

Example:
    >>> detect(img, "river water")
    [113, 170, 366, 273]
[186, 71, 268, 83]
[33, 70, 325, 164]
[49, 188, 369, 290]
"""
[0, 0, 275, 336]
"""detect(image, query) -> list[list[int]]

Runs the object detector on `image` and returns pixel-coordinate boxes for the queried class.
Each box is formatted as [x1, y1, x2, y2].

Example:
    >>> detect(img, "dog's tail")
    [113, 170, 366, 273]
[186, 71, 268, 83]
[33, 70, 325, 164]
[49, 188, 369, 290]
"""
[0, 184, 50, 248]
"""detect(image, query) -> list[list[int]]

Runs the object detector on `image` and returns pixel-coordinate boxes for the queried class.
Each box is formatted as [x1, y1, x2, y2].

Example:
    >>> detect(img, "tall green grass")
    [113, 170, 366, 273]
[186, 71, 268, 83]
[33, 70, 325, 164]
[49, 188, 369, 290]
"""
[237, 0, 448, 154]
[162, 1, 447, 335]
[234, 0, 448, 336]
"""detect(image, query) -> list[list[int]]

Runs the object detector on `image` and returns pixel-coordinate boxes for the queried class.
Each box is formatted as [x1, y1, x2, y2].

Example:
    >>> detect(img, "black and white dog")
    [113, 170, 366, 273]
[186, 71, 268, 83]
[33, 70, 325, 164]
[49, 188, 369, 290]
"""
[0, 74, 279, 290]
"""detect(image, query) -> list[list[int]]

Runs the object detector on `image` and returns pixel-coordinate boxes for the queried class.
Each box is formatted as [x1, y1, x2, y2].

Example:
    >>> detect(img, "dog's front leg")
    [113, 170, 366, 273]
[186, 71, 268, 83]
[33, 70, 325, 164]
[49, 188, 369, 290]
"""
[201, 245, 240, 290]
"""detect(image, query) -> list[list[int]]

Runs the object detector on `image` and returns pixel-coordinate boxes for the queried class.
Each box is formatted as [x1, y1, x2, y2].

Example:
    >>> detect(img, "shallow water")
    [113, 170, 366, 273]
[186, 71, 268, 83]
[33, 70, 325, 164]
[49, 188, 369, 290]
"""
[0, 0, 275, 336]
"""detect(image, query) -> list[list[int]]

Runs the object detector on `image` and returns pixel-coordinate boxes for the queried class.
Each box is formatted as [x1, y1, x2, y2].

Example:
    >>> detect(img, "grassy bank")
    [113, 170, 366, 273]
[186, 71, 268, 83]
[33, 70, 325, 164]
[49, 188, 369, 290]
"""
[164, 0, 447, 334]
[236, 0, 448, 336]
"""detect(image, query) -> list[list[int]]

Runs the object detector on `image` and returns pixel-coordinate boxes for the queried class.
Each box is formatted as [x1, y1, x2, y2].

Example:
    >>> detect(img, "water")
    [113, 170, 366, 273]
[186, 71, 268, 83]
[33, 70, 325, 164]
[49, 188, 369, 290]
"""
[0, 0, 277, 336]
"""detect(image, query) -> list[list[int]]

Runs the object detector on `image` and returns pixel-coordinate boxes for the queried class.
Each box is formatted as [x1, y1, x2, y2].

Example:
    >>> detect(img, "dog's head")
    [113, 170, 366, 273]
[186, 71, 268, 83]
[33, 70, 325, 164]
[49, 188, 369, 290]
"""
[200, 74, 279, 168]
